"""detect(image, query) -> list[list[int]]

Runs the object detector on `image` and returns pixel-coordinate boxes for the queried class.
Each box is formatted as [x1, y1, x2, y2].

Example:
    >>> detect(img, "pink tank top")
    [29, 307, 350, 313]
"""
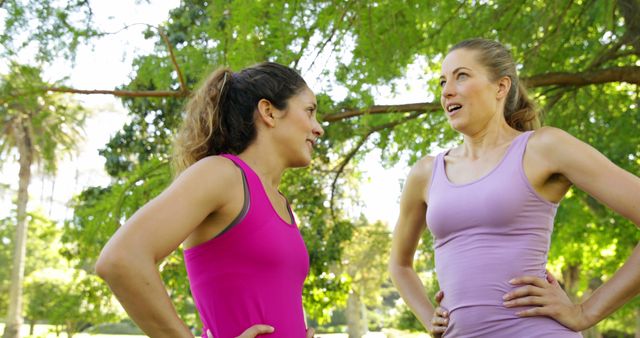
[184, 154, 309, 338]
[426, 131, 580, 337]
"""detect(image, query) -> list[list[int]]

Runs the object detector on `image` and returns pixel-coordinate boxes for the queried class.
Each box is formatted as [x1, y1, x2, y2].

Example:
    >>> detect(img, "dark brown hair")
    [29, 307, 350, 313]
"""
[172, 62, 308, 174]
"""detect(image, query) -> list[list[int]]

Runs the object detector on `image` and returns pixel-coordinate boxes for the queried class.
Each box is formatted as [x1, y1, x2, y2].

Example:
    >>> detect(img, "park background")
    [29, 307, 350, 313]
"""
[1, 0, 639, 337]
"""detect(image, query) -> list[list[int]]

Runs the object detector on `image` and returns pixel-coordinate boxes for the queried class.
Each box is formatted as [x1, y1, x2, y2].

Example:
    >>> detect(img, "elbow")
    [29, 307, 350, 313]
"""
[95, 246, 125, 282]
[95, 252, 113, 281]
[388, 254, 415, 284]
[388, 258, 403, 282]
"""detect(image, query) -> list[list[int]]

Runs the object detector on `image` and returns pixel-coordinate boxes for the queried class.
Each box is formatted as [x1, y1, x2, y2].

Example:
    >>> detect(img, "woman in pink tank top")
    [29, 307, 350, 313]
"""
[390, 38, 640, 337]
[96, 62, 323, 338]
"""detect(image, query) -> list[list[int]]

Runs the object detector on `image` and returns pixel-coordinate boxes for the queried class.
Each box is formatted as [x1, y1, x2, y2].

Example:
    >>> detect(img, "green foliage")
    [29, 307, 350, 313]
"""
[340, 220, 392, 306]
[0, 0, 98, 62]
[46, 0, 640, 333]
[0, 62, 87, 173]
[64, 158, 171, 266]
[23, 269, 121, 337]
[0, 210, 64, 318]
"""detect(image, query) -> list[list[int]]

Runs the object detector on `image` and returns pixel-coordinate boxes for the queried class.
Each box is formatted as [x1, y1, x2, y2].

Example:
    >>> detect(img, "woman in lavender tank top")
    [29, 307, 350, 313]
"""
[96, 62, 323, 338]
[389, 38, 640, 338]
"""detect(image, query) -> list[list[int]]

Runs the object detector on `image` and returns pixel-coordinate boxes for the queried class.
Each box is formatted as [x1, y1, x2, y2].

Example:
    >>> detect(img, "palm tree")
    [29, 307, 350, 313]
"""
[0, 62, 86, 338]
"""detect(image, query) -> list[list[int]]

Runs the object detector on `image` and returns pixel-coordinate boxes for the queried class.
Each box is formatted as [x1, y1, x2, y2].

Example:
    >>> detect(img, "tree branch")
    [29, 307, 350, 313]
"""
[46, 87, 189, 97]
[587, 31, 631, 70]
[329, 112, 424, 220]
[323, 102, 440, 122]
[158, 27, 187, 93]
[11, 65, 637, 124]
[324, 66, 640, 122]
[305, 8, 353, 74]
[543, 87, 574, 114]
[522, 66, 640, 87]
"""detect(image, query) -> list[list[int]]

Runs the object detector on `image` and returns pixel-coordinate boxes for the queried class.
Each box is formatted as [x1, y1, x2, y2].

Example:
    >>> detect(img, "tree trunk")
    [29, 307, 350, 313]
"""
[346, 291, 367, 338]
[562, 264, 581, 303]
[65, 321, 75, 338]
[2, 121, 33, 338]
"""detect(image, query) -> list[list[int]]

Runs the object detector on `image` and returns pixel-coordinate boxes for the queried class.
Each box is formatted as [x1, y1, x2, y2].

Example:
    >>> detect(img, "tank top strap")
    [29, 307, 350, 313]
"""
[427, 150, 448, 200]
[432, 151, 448, 182]
[220, 153, 295, 226]
[219, 154, 262, 200]
[220, 153, 253, 177]
[502, 131, 534, 168]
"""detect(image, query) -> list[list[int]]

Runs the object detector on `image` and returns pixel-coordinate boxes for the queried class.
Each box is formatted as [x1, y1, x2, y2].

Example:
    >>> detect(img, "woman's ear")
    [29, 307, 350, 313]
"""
[256, 98, 276, 127]
[497, 76, 511, 100]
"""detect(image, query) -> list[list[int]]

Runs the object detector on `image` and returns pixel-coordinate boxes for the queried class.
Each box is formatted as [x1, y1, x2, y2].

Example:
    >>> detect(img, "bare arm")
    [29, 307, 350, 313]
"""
[389, 156, 448, 335]
[505, 127, 640, 330]
[95, 157, 240, 338]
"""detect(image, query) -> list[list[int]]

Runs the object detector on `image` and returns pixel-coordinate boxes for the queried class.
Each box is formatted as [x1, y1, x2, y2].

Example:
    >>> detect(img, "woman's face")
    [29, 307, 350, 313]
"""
[439, 48, 503, 134]
[272, 86, 324, 167]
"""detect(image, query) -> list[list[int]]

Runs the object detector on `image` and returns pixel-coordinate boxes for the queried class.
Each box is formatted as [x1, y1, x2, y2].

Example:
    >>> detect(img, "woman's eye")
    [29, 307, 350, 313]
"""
[439, 80, 446, 87]
[458, 73, 468, 80]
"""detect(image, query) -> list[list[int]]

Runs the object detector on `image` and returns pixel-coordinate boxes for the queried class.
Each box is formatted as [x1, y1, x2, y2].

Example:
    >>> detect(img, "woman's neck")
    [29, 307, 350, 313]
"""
[238, 142, 286, 189]
[460, 119, 520, 159]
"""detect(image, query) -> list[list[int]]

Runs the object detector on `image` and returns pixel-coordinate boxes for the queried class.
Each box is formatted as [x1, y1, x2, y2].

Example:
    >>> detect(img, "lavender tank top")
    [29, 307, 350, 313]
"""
[426, 131, 581, 337]
[184, 154, 309, 338]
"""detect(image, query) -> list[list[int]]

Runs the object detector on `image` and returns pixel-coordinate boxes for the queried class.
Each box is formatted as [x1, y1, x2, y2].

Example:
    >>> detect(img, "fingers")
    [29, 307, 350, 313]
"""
[545, 269, 560, 286]
[434, 306, 449, 319]
[430, 324, 447, 335]
[515, 306, 551, 317]
[504, 275, 550, 301]
[431, 324, 447, 335]
[431, 313, 449, 326]
[306, 327, 315, 338]
[509, 276, 548, 288]
[237, 325, 275, 338]
[430, 305, 449, 336]
[503, 283, 547, 301]
[435, 290, 444, 304]
[503, 295, 547, 308]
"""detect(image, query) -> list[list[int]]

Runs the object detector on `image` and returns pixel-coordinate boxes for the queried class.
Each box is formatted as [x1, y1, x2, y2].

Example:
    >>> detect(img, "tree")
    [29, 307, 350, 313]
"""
[0, 63, 87, 338]
[69, 0, 638, 331]
[0, 0, 97, 63]
[23, 269, 120, 338]
[0, 210, 64, 320]
[340, 220, 392, 337]
[4, 0, 638, 333]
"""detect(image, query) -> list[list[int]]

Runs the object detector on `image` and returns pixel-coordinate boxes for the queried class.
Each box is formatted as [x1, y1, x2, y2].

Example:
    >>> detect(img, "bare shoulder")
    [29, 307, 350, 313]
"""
[172, 155, 243, 199]
[528, 126, 573, 150]
[407, 155, 437, 184]
[178, 155, 239, 181]
[527, 126, 620, 186]
[527, 126, 582, 171]
[403, 155, 437, 204]
[530, 127, 640, 225]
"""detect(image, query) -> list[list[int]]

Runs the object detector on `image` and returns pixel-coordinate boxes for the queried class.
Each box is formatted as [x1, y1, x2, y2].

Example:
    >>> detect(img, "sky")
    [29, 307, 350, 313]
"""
[0, 0, 181, 221]
[0, 0, 437, 228]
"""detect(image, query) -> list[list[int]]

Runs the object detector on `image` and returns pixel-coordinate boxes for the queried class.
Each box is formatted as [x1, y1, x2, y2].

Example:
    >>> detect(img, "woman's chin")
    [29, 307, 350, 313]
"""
[448, 120, 466, 132]
[289, 154, 312, 168]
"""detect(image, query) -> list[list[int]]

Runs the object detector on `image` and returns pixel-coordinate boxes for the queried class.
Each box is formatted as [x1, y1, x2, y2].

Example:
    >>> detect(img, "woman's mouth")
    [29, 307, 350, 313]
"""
[446, 103, 462, 116]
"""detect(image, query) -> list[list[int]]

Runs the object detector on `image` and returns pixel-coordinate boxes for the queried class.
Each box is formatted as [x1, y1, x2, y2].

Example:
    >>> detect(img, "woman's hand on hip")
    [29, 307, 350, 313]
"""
[428, 290, 449, 337]
[503, 271, 588, 331]
[306, 327, 315, 338]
